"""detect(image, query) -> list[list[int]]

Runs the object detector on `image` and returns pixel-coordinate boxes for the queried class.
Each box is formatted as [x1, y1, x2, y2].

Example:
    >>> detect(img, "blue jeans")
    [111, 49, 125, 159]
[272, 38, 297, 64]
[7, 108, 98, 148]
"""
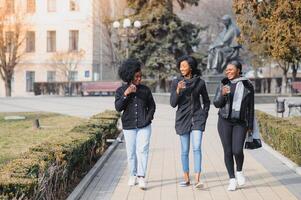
[123, 125, 151, 177]
[180, 130, 203, 173]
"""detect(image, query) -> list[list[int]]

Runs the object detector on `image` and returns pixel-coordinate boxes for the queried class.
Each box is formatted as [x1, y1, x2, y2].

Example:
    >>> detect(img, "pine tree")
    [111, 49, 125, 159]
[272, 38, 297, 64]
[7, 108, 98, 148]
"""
[125, 0, 204, 92]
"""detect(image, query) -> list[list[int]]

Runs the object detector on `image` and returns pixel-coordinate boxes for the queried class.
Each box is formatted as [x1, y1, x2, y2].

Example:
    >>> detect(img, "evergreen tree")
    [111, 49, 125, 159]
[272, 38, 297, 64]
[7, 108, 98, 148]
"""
[125, 0, 204, 91]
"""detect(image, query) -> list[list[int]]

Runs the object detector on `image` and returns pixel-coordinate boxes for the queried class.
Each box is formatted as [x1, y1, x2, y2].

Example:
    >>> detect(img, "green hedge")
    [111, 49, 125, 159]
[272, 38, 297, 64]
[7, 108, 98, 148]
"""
[256, 110, 301, 165]
[0, 110, 120, 200]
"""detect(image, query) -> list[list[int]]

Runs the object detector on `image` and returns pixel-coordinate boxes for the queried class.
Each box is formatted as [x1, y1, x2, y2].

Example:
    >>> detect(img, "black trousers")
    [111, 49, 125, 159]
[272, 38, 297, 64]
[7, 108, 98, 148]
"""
[217, 116, 247, 178]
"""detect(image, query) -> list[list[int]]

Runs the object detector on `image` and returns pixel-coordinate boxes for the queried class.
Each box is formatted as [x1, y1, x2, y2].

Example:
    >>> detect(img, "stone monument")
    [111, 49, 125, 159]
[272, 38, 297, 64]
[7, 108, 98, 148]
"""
[207, 15, 241, 74]
[204, 15, 242, 94]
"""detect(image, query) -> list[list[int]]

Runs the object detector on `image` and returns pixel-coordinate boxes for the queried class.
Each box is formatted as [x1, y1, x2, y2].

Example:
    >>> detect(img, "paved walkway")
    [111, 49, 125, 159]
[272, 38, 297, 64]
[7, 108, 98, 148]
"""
[79, 102, 301, 200]
[0, 96, 115, 118]
[1, 96, 300, 200]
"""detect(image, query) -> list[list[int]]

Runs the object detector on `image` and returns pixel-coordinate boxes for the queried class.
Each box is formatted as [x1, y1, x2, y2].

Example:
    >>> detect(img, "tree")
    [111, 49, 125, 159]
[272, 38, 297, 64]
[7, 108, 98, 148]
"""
[291, 61, 300, 82]
[233, 1, 269, 70]
[128, 0, 199, 12]
[51, 49, 85, 96]
[90, 0, 122, 80]
[233, 0, 301, 93]
[0, 7, 25, 97]
[124, 0, 204, 92]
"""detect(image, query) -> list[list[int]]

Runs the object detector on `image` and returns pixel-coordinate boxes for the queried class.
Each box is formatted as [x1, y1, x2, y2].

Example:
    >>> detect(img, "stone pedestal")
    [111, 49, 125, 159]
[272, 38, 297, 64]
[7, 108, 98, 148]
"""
[202, 74, 224, 94]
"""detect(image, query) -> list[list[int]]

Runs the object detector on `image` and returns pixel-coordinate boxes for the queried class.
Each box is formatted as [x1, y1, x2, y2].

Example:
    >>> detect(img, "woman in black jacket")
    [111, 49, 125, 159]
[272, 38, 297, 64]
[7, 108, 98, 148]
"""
[213, 60, 254, 191]
[170, 55, 210, 189]
[115, 58, 156, 190]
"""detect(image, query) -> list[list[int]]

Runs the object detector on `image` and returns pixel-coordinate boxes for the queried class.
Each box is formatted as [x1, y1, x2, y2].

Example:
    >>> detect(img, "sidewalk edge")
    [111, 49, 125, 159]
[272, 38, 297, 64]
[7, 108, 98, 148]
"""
[66, 131, 124, 200]
[262, 141, 301, 176]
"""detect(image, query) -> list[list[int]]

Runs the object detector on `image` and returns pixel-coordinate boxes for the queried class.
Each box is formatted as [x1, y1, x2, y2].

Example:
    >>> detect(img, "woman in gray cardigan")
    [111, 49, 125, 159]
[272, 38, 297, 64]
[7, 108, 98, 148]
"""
[170, 55, 210, 189]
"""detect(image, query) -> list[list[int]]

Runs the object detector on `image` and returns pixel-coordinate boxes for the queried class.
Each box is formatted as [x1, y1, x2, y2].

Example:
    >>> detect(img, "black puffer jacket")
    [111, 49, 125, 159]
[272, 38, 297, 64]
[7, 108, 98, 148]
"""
[115, 84, 156, 130]
[213, 77, 254, 130]
[170, 75, 210, 135]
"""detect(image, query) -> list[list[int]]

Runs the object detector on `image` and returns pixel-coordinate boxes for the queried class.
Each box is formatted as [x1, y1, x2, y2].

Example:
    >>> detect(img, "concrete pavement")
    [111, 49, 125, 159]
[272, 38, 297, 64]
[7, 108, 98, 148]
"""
[108, 104, 301, 200]
[1, 96, 300, 200]
[0, 96, 115, 118]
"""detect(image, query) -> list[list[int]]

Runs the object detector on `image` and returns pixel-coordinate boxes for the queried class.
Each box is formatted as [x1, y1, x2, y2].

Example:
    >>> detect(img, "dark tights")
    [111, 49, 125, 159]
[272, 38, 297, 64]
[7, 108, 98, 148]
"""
[217, 117, 247, 178]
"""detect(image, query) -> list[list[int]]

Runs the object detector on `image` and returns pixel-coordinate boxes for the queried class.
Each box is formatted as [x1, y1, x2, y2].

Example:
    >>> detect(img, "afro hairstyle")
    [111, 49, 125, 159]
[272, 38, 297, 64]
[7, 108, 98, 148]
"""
[118, 58, 142, 83]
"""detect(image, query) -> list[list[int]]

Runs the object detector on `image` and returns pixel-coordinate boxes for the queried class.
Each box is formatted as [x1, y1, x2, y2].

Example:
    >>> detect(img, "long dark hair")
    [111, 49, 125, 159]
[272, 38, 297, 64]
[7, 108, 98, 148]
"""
[118, 58, 142, 84]
[176, 55, 201, 76]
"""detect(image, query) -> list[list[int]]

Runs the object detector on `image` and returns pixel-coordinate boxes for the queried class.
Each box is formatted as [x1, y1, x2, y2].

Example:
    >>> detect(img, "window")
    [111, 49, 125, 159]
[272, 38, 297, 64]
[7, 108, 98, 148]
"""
[47, 31, 56, 52]
[27, 0, 35, 13]
[84, 70, 90, 78]
[69, 71, 78, 81]
[26, 31, 35, 52]
[70, 0, 79, 11]
[5, 31, 14, 53]
[47, 71, 56, 82]
[47, 0, 56, 12]
[6, 0, 14, 14]
[26, 71, 35, 92]
[69, 30, 79, 51]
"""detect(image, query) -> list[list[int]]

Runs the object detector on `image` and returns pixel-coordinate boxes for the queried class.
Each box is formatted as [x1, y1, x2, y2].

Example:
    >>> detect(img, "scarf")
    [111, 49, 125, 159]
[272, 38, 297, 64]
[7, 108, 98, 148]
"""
[230, 77, 248, 119]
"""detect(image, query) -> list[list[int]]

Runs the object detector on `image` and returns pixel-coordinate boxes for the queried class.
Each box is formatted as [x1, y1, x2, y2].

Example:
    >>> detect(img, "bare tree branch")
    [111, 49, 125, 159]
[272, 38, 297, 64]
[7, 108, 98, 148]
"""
[0, 6, 26, 96]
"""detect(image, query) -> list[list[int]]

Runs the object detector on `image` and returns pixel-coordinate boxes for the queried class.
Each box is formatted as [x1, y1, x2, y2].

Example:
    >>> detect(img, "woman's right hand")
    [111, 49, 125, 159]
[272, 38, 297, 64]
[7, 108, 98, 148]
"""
[221, 85, 230, 96]
[124, 84, 136, 96]
[176, 80, 186, 94]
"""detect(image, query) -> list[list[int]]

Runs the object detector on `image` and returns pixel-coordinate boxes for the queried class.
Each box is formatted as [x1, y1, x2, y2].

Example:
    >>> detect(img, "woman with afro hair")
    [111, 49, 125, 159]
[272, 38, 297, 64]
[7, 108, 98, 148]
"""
[170, 55, 210, 189]
[115, 58, 156, 190]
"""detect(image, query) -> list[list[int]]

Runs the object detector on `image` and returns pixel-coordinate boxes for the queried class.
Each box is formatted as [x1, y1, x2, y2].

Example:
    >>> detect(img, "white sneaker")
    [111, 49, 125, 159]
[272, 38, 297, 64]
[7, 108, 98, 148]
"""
[227, 178, 237, 191]
[236, 171, 245, 186]
[128, 176, 137, 186]
[194, 181, 204, 189]
[138, 177, 146, 190]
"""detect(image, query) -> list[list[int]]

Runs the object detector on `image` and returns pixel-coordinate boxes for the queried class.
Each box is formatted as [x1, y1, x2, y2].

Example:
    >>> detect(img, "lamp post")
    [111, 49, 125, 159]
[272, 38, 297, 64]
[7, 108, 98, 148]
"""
[112, 18, 141, 58]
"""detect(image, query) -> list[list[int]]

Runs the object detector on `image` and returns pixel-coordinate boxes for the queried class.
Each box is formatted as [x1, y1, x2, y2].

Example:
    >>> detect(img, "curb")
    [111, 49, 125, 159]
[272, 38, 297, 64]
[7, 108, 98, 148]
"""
[66, 131, 124, 200]
[262, 141, 301, 176]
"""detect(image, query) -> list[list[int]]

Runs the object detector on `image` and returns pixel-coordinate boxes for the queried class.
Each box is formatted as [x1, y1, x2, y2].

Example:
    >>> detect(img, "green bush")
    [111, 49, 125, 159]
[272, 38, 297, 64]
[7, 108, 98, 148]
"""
[0, 110, 120, 200]
[256, 111, 301, 165]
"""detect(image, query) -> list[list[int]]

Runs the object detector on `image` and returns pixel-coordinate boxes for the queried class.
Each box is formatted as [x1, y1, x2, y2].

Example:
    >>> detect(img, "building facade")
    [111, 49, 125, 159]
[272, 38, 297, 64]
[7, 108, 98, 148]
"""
[0, 0, 118, 97]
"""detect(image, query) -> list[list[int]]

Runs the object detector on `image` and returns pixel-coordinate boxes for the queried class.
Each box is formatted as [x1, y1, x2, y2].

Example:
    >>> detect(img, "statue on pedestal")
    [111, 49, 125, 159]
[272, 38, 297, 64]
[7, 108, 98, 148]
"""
[207, 15, 241, 74]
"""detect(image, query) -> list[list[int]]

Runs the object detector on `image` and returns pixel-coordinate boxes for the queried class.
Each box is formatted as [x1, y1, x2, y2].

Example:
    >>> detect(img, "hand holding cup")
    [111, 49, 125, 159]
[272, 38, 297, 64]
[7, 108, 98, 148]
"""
[222, 85, 230, 96]
[176, 80, 186, 94]
[124, 84, 136, 96]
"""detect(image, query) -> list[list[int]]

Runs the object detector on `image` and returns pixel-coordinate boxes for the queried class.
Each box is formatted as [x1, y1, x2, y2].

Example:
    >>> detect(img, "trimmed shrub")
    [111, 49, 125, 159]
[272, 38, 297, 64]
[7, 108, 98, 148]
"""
[0, 110, 120, 200]
[256, 110, 301, 165]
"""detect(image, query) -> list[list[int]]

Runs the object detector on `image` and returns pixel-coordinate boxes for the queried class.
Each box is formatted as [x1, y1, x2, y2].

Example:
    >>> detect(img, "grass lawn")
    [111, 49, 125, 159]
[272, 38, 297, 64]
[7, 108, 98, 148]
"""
[0, 112, 85, 166]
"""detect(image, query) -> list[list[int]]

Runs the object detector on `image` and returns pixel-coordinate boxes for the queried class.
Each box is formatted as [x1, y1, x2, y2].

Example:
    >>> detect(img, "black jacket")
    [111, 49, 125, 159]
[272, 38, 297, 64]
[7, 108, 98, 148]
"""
[170, 76, 210, 135]
[115, 84, 156, 130]
[213, 77, 254, 130]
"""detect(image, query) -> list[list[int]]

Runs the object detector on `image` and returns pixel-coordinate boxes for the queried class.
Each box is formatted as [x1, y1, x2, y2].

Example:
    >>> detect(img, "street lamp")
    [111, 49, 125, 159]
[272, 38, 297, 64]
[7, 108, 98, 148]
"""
[112, 18, 141, 58]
